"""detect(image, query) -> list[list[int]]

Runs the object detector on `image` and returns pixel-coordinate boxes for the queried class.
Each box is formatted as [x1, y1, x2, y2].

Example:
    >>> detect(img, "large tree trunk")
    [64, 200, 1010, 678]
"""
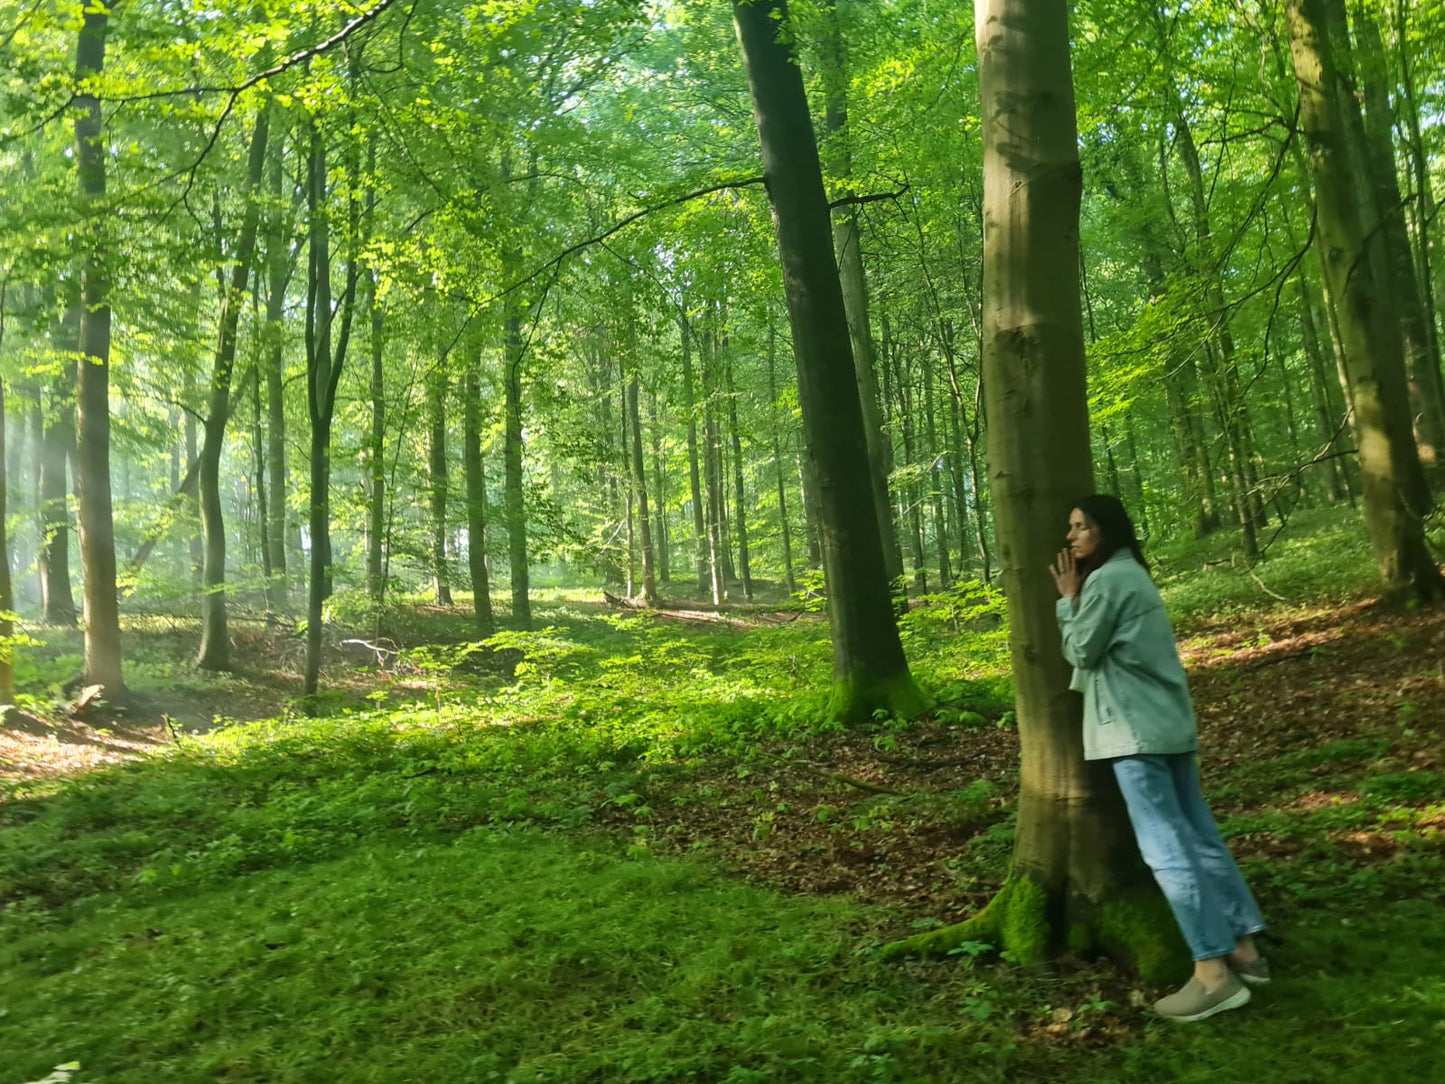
[734, 0, 926, 722]
[1395, 0, 1445, 431]
[1285, 0, 1444, 602]
[72, 7, 124, 695]
[197, 109, 270, 671]
[1351, 2, 1445, 480]
[462, 333, 494, 637]
[892, 0, 1169, 971]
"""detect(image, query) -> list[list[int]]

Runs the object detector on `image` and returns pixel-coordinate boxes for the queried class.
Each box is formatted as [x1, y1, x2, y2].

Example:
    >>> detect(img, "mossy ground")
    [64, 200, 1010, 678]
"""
[3, 506, 1444, 1081]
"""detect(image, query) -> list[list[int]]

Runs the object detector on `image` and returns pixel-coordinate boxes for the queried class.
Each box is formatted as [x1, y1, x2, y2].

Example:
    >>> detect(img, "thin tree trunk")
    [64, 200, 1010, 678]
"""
[822, 0, 902, 587]
[502, 303, 530, 629]
[29, 388, 49, 616]
[734, 0, 926, 721]
[197, 109, 269, 671]
[628, 373, 658, 605]
[463, 332, 494, 637]
[924, 362, 952, 587]
[767, 323, 796, 594]
[622, 380, 635, 598]
[263, 123, 290, 609]
[0, 376, 12, 715]
[73, 6, 123, 694]
[890, 343, 926, 592]
[1159, 24, 1267, 541]
[302, 115, 360, 697]
[946, 388, 973, 575]
[428, 361, 452, 606]
[726, 355, 753, 600]
[650, 389, 669, 584]
[797, 447, 822, 567]
[39, 316, 78, 626]
[701, 327, 726, 604]
[680, 313, 709, 595]
[1298, 273, 1348, 501]
[364, 164, 386, 603]
[964, 382, 992, 583]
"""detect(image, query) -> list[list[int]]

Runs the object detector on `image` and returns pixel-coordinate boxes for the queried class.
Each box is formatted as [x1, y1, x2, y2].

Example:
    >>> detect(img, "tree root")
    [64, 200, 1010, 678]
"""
[880, 873, 1185, 982]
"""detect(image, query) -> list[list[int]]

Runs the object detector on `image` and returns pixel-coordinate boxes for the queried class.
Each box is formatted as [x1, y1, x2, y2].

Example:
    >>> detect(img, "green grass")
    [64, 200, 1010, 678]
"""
[7, 830, 993, 1083]
[1155, 506, 1380, 626]
[3, 824, 1443, 1083]
[4, 503, 1443, 1081]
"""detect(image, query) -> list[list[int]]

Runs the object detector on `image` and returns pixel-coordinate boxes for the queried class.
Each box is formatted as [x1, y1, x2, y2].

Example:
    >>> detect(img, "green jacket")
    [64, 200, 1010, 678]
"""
[1055, 550, 1198, 761]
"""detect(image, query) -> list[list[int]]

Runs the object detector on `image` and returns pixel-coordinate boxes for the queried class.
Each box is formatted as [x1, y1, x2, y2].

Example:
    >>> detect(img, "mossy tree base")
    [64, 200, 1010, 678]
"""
[880, 872, 1187, 983]
[828, 670, 933, 726]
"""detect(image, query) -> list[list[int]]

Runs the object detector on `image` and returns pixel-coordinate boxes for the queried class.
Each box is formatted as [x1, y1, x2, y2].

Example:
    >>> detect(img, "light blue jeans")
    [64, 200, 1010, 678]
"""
[1112, 753, 1265, 961]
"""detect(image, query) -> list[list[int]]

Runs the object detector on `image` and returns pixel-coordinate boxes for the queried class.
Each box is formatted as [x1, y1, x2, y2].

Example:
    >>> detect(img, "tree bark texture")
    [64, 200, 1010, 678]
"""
[726, 356, 752, 600]
[680, 313, 709, 595]
[1350, 2, 1445, 480]
[627, 374, 659, 605]
[767, 325, 797, 594]
[40, 314, 78, 626]
[302, 118, 359, 696]
[502, 304, 531, 629]
[264, 126, 290, 608]
[821, 1, 902, 589]
[734, 0, 925, 722]
[73, 7, 124, 694]
[462, 336, 494, 637]
[895, 0, 1170, 970]
[428, 362, 452, 606]
[1285, 0, 1444, 602]
[197, 109, 270, 670]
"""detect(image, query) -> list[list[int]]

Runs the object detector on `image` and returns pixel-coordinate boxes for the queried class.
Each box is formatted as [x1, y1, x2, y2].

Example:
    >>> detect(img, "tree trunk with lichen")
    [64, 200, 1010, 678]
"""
[734, 0, 927, 723]
[886, 0, 1177, 977]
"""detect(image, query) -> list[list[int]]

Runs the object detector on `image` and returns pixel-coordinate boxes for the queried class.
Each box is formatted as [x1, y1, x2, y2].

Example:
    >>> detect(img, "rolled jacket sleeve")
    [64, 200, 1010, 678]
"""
[1056, 578, 1119, 670]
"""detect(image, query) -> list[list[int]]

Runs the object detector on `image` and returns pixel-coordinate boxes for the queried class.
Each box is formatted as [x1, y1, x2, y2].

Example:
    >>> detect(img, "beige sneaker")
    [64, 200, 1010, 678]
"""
[1153, 974, 1251, 1022]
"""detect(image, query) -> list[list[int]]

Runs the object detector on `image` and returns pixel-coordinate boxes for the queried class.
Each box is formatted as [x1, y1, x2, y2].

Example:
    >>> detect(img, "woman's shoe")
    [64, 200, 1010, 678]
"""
[1231, 956, 1271, 986]
[1153, 975, 1251, 1022]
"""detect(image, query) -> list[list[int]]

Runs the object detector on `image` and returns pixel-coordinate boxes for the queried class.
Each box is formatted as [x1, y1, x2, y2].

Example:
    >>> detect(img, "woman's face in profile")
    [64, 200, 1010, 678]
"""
[1067, 509, 1102, 561]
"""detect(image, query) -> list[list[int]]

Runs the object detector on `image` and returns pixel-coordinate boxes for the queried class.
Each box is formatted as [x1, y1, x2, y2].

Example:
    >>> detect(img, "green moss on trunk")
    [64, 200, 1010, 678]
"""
[880, 873, 1185, 981]
[828, 670, 932, 725]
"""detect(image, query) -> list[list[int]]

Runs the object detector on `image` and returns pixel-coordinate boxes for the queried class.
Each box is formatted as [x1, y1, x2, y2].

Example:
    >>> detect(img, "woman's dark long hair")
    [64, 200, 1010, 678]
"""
[1073, 494, 1148, 582]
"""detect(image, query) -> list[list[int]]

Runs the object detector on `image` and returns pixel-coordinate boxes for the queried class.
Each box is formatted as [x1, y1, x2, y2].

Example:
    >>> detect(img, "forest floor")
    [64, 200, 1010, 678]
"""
[2, 562, 1444, 1082]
